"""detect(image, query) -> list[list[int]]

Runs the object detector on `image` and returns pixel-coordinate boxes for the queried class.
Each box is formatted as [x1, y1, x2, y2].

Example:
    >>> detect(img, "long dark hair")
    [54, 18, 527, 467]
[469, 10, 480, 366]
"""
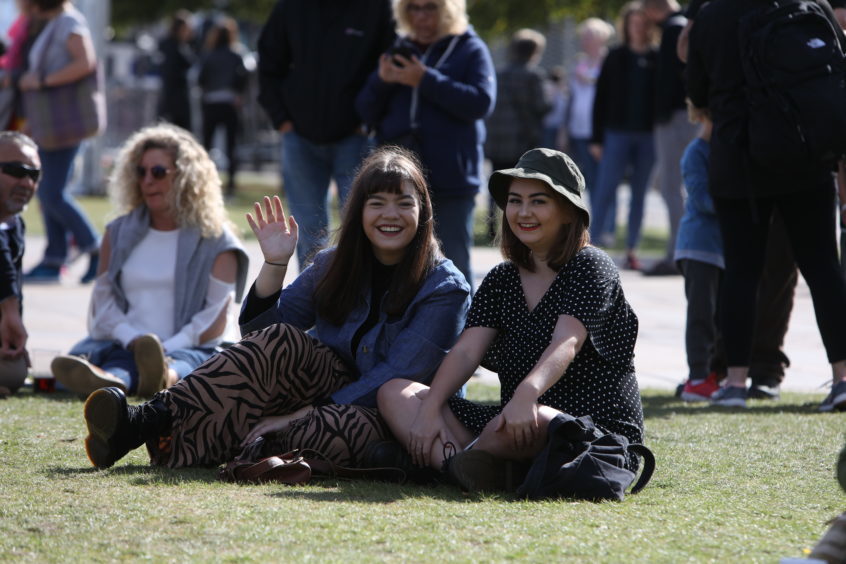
[315, 146, 441, 324]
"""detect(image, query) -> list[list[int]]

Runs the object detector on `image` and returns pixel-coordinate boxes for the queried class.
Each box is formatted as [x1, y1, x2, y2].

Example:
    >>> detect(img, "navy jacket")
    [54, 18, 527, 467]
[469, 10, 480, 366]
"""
[257, 0, 395, 143]
[356, 28, 496, 195]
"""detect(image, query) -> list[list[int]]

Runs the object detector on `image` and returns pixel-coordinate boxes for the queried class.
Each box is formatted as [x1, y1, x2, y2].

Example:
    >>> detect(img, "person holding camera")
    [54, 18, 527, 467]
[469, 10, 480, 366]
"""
[356, 0, 496, 288]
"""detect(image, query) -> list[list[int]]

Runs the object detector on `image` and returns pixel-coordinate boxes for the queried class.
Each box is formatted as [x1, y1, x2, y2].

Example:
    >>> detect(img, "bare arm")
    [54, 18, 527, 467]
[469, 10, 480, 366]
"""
[407, 326, 498, 466]
[19, 32, 96, 91]
[497, 314, 587, 451]
[197, 251, 238, 343]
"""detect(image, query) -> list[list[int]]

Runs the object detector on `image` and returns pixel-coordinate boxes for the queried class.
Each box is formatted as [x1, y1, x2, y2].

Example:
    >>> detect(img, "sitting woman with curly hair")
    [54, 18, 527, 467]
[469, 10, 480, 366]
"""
[51, 123, 249, 398]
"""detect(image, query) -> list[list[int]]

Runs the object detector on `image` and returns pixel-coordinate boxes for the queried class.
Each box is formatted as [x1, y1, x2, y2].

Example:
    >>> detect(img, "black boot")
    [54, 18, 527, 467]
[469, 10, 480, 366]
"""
[83, 387, 171, 469]
[361, 440, 442, 485]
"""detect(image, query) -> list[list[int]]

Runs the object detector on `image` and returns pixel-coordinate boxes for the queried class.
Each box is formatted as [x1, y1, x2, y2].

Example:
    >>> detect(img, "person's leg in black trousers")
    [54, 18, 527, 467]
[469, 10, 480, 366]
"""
[748, 210, 797, 399]
[221, 103, 239, 197]
[774, 186, 846, 411]
[711, 196, 773, 406]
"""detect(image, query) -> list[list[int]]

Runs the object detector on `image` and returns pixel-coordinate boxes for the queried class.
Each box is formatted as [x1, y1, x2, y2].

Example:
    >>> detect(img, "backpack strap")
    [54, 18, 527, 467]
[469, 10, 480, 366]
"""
[628, 444, 656, 494]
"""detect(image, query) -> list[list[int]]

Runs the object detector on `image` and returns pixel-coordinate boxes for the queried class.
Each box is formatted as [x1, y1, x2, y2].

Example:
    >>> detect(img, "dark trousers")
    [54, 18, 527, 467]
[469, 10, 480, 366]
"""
[679, 259, 722, 382]
[748, 211, 797, 386]
[714, 184, 846, 366]
[202, 102, 239, 195]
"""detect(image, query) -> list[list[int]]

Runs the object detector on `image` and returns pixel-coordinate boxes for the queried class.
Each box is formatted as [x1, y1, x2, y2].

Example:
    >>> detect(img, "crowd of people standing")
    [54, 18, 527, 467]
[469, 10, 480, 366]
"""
[0, 1, 843, 540]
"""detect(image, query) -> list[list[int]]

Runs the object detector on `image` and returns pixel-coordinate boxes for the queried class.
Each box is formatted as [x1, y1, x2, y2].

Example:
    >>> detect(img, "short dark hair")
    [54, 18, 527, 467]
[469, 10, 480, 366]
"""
[498, 181, 590, 272]
[509, 29, 546, 64]
[31, 0, 65, 11]
[315, 146, 442, 324]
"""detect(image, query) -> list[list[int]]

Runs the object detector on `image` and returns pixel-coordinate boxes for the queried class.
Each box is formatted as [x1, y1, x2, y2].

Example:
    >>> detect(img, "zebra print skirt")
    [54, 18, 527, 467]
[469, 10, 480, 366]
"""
[147, 323, 391, 468]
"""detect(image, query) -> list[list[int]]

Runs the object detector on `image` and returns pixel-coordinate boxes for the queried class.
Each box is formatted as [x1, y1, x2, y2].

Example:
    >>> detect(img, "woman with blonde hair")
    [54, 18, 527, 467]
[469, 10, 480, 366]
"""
[51, 123, 249, 398]
[565, 17, 615, 245]
[356, 0, 496, 288]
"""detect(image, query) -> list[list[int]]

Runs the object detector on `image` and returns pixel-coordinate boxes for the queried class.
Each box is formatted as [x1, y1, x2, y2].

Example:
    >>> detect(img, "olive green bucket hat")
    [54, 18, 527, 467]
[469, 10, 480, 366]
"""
[488, 148, 590, 227]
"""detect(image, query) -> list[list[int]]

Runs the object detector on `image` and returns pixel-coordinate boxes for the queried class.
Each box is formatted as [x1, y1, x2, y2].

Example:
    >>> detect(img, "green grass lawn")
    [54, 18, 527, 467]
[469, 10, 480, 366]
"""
[1, 383, 843, 562]
[21, 173, 671, 254]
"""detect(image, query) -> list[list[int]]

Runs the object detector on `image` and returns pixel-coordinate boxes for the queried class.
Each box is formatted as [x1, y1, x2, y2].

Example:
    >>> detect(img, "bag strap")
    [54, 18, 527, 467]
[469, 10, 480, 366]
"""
[297, 448, 408, 483]
[628, 444, 656, 494]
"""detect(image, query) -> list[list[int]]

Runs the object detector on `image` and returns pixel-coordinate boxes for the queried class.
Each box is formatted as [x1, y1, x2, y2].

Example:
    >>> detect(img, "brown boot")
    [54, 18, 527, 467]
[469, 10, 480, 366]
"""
[133, 334, 168, 398]
[51, 356, 127, 397]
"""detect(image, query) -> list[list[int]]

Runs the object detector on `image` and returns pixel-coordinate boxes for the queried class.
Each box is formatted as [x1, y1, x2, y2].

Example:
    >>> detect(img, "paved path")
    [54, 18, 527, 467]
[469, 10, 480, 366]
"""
[24, 229, 831, 395]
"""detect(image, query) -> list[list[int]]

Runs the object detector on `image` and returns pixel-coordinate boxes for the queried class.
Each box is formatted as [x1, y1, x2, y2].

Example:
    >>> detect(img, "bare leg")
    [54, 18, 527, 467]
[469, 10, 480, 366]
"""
[473, 405, 561, 460]
[377, 379, 474, 469]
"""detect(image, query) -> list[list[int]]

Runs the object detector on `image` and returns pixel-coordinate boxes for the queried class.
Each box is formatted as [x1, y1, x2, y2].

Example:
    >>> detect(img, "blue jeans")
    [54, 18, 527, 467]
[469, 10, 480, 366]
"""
[430, 191, 475, 291]
[569, 137, 615, 239]
[37, 145, 99, 266]
[280, 131, 371, 267]
[68, 338, 215, 394]
[590, 130, 655, 250]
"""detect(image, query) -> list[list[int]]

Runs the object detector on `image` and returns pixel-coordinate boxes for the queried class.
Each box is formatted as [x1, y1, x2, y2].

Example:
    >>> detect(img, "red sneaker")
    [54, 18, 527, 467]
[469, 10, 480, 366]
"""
[681, 372, 720, 402]
[623, 252, 642, 271]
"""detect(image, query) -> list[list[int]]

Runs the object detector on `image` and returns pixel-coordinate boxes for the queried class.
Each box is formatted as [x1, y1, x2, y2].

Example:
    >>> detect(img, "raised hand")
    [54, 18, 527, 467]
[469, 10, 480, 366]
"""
[246, 195, 298, 265]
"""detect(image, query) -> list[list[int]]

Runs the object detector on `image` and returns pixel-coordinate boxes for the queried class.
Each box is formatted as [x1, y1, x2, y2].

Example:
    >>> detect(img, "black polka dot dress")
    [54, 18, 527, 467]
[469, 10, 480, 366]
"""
[448, 246, 644, 447]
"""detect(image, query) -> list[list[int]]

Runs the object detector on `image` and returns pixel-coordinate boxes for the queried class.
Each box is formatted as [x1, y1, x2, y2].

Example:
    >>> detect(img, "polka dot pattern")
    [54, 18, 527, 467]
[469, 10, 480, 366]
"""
[449, 246, 644, 446]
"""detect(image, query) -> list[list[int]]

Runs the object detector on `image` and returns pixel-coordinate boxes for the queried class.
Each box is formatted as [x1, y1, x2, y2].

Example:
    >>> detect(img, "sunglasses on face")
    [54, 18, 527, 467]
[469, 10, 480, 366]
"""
[0, 161, 40, 182]
[136, 165, 173, 180]
[406, 2, 438, 15]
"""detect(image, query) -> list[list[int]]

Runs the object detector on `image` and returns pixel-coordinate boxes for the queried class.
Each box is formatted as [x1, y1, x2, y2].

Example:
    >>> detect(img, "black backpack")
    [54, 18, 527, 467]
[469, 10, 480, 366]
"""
[739, 0, 846, 171]
[515, 414, 655, 502]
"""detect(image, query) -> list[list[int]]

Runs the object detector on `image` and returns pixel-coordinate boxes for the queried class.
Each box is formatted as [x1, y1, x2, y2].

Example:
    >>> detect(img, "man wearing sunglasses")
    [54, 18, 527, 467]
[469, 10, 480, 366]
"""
[0, 131, 40, 396]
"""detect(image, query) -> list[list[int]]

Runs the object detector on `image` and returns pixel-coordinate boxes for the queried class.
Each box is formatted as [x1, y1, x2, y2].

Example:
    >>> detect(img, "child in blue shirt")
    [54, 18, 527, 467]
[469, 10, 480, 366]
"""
[675, 103, 723, 401]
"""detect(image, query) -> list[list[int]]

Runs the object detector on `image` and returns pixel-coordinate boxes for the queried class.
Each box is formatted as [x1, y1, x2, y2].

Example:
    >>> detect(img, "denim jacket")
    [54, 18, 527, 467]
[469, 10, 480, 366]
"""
[674, 137, 724, 268]
[239, 249, 471, 407]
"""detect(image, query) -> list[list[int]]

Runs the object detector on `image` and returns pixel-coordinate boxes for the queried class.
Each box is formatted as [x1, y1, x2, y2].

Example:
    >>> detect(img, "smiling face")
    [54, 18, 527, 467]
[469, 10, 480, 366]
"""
[361, 181, 421, 265]
[406, 0, 442, 44]
[505, 178, 574, 258]
[0, 141, 39, 221]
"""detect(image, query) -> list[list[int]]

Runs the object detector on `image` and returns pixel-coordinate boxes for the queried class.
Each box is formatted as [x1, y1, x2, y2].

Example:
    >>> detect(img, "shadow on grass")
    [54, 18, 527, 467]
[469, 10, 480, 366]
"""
[44, 463, 220, 485]
[267, 480, 475, 504]
[642, 394, 822, 419]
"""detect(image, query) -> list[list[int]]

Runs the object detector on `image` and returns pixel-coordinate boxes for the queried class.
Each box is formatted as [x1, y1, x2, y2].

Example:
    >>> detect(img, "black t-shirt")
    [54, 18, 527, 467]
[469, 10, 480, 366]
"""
[624, 49, 656, 131]
[686, 0, 708, 18]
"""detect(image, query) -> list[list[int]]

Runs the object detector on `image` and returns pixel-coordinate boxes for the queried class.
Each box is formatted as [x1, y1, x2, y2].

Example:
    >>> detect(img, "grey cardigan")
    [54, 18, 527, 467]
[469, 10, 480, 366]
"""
[106, 206, 249, 332]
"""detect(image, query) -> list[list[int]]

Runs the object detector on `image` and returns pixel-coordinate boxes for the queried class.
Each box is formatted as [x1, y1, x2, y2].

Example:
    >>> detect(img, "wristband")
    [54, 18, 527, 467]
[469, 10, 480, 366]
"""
[264, 260, 288, 267]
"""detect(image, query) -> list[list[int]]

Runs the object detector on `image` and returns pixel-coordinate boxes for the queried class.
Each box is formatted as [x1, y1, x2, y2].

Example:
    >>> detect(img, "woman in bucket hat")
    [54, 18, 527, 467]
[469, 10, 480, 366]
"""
[375, 148, 645, 492]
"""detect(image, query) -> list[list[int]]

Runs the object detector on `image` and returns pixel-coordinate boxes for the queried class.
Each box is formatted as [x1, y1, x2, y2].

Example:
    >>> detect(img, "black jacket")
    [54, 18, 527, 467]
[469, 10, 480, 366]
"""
[256, 0, 395, 144]
[654, 11, 688, 123]
[198, 46, 248, 96]
[0, 217, 24, 311]
[591, 45, 657, 144]
[686, 0, 836, 197]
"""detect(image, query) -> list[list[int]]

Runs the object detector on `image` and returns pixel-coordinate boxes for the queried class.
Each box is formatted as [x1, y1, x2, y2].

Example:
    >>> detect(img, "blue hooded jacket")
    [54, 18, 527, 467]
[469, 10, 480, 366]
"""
[356, 27, 496, 195]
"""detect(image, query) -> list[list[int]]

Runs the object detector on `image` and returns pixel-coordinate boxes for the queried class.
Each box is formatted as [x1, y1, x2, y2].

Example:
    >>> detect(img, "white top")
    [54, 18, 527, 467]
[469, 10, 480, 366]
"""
[87, 228, 236, 352]
[567, 55, 603, 139]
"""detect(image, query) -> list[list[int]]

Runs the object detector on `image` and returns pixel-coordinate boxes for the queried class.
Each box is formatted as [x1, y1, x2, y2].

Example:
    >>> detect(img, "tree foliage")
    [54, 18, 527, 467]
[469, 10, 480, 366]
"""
[112, 0, 631, 37]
